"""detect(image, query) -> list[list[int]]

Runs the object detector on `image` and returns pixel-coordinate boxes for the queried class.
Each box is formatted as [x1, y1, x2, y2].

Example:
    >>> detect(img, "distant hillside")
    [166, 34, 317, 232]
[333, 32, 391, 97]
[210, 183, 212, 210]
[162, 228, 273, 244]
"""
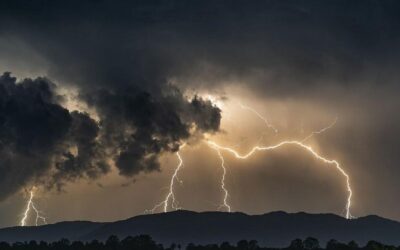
[0, 221, 104, 243]
[1, 211, 400, 247]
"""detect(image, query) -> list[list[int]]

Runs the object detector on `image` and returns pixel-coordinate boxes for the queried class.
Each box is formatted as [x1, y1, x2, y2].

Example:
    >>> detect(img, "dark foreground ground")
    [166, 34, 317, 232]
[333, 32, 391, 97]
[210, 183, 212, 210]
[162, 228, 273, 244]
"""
[0, 234, 399, 250]
[1, 211, 400, 248]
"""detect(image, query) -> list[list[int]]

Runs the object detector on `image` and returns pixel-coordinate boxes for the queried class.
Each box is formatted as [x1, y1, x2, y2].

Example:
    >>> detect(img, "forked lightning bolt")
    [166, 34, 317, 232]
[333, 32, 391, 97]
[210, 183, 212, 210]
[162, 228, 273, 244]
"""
[147, 147, 185, 213]
[20, 188, 47, 226]
[207, 140, 353, 219]
[216, 149, 231, 212]
[210, 103, 340, 214]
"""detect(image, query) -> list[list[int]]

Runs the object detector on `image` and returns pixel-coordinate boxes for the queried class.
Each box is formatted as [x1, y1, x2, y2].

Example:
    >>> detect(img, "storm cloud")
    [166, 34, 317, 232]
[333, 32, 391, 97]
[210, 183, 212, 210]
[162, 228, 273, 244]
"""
[0, 71, 221, 200]
[85, 87, 220, 176]
[0, 72, 107, 199]
[1, 1, 399, 97]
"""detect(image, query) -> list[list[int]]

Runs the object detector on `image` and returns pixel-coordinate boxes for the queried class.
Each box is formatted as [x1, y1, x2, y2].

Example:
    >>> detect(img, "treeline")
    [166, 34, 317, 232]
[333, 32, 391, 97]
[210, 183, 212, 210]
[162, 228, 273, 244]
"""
[0, 235, 398, 250]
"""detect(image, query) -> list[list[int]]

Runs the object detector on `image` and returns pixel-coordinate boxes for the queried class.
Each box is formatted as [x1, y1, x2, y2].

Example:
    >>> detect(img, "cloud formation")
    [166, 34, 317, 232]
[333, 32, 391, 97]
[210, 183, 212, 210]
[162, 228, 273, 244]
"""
[0, 69, 221, 200]
[85, 87, 220, 176]
[0, 73, 106, 199]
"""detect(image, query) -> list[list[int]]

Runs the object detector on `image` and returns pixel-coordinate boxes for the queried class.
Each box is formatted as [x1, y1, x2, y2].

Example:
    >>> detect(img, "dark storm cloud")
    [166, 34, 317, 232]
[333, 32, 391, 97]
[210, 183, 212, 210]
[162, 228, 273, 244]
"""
[0, 72, 70, 200]
[51, 111, 110, 189]
[0, 72, 220, 197]
[1, 0, 399, 96]
[0, 74, 221, 199]
[85, 87, 220, 176]
[0, 73, 108, 199]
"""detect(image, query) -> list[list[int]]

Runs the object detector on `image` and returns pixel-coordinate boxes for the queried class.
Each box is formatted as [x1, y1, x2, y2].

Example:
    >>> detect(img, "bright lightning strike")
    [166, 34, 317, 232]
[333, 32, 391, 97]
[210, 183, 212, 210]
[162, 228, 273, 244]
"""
[31, 203, 47, 226]
[20, 190, 34, 226]
[146, 100, 348, 219]
[215, 148, 231, 212]
[20, 187, 47, 226]
[209, 103, 338, 214]
[207, 140, 354, 219]
[209, 114, 338, 214]
[147, 147, 185, 213]
[163, 151, 184, 212]
[214, 104, 350, 218]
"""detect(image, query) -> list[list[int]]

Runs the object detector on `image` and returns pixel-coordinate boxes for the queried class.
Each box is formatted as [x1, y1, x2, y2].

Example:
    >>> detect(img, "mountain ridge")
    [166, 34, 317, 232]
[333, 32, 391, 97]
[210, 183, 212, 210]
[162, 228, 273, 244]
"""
[1, 210, 399, 247]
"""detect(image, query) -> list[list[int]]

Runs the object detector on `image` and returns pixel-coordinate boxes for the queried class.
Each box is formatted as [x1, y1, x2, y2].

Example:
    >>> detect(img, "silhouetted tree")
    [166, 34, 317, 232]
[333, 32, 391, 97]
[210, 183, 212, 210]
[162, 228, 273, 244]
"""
[326, 240, 349, 250]
[0, 242, 10, 250]
[326, 240, 361, 250]
[186, 243, 197, 250]
[365, 241, 384, 250]
[0, 235, 398, 250]
[71, 241, 85, 250]
[365, 242, 396, 250]
[289, 239, 304, 250]
[238, 240, 250, 250]
[118, 235, 160, 250]
[11, 242, 23, 250]
[220, 241, 234, 250]
[168, 243, 177, 250]
[38, 241, 48, 250]
[347, 241, 358, 250]
[304, 237, 320, 250]
[121, 236, 135, 250]
[106, 235, 120, 250]
[86, 239, 103, 250]
[204, 243, 219, 250]
[248, 240, 259, 250]
[27, 241, 38, 250]
[51, 239, 70, 250]
[0, 242, 11, 250]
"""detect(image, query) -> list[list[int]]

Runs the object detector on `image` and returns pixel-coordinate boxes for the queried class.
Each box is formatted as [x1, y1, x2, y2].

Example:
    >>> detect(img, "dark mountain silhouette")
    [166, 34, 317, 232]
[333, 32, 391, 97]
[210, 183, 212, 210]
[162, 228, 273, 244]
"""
[0, 221, 103, 243]
[1, 211, 400, 247]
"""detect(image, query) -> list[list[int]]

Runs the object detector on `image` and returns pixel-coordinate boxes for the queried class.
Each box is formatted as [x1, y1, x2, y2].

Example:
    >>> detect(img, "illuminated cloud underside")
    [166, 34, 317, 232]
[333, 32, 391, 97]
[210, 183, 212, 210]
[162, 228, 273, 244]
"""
[147, 100, 353, 219]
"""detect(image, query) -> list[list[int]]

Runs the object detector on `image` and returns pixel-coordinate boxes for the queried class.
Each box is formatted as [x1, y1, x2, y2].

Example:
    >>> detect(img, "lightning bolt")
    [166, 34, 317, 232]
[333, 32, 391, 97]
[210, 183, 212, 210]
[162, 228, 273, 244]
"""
[239, 102, 278, 133]
[207, 140, 353, 219]
[146, 146, 185, 213]
[301, 117, 338, 142]
[207, 117, 339, 214]
[208, 101, 352, 218]
[239, 102, 338, 143]
[215, 148, 231, 212]
[20, 187, 47, 226]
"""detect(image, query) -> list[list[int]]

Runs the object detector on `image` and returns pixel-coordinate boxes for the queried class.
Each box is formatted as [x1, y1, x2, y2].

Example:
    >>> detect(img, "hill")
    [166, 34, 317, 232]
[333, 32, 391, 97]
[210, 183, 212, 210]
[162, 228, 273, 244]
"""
[1, 211, 400, 247]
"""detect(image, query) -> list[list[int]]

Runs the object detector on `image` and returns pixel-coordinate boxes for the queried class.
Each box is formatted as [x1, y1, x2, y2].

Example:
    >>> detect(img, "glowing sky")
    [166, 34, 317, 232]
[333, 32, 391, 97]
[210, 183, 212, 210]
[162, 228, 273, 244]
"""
[0, 1, 400, 227]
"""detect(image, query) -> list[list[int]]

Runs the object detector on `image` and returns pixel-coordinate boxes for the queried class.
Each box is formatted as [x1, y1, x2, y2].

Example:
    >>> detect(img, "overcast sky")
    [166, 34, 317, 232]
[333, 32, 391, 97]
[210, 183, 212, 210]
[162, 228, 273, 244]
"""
[0, 0, 400, 227]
